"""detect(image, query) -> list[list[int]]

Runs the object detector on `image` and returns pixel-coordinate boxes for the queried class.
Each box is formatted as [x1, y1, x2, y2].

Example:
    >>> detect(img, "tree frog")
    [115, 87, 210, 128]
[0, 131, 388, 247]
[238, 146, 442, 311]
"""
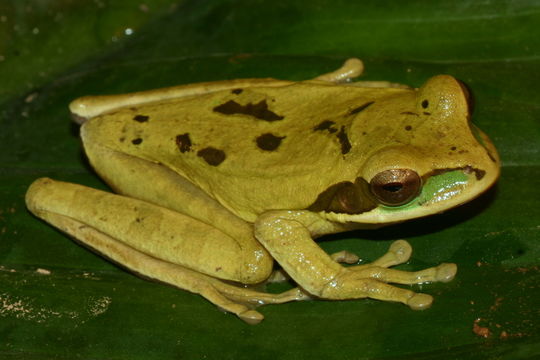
[26, 59, 500, 324]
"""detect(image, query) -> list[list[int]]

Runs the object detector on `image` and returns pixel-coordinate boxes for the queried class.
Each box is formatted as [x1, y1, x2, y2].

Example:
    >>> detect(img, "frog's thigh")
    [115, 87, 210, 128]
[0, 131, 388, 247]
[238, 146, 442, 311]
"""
[80, 139, 258, 248]
[26, 178, 272, 284]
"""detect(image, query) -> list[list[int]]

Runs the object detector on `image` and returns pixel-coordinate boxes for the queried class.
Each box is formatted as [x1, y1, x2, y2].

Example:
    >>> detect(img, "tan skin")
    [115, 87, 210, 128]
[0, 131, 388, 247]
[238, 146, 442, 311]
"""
[26, 59, 500, 324]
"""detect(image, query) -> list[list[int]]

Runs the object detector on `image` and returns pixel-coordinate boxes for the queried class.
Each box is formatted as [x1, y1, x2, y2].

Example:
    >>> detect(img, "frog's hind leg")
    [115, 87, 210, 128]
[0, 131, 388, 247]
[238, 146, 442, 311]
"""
[70, 79, 292, 124]
[314, 58, 365, 83]
[314, 58, 408, 88]
[26, 178, 308, 324]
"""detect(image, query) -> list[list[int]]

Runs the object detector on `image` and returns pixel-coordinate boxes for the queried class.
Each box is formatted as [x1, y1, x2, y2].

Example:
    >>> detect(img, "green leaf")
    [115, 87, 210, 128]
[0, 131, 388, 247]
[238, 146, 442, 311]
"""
[1, 1, 539, 359]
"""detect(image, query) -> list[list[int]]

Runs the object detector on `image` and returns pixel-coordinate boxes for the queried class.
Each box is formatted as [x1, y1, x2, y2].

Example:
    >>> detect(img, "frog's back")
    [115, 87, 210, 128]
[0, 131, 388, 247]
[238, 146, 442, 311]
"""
[81, 82, 411, 220]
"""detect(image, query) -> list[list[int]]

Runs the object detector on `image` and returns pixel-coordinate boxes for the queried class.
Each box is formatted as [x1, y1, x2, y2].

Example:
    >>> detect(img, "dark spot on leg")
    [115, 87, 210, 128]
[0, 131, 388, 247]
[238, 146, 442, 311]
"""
[256, 133, 285, 151]
[313, 120, 337, 133]
[133, 115, 149, 122]
[197, 147, 226, 166]
[450, 146, 457, 151]
[231, 88, 243, 95]
[421, 100, 429, 109]
[423, 112, 431, 116]
[176, 133, 192, 153]
[132, 138, 143, 145]
[119, 137, 125, 142]
[213, 99, 284, 121]
[349, 101, 374, 115]
[404, 125, 412, 131]
[307, 177, 376, 214]
[337, 126, 352, 155]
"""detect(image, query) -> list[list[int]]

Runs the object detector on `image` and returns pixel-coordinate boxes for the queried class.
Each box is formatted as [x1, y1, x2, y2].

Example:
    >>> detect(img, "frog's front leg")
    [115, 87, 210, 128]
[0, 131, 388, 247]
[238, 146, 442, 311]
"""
[254, 211, 457, 309]
[26, 179, 309, 324]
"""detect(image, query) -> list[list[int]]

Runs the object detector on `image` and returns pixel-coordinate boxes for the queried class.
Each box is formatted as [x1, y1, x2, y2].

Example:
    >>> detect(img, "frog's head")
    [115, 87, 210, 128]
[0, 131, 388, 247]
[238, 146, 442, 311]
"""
[321, 75, 500, 225]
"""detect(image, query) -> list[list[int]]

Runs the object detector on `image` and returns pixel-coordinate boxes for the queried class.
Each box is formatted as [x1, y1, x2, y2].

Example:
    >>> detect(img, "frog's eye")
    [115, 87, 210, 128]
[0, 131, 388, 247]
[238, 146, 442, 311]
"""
[370, 169, 421, 206]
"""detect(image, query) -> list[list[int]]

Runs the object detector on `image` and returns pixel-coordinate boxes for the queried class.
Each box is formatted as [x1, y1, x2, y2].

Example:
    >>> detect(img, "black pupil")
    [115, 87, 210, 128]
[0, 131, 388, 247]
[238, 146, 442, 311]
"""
[382, 183, 403, 193]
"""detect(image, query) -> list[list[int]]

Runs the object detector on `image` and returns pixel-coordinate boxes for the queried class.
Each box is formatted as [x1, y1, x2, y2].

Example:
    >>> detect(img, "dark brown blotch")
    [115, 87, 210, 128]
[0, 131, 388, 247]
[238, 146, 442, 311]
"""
[337, 126, 352, 155]
[231, 88, 243, 95]
[349, 101, 374, 115]
[176, 133, 192, 153]
[197, 147, 226, 166]
[313, 120, 337, 133]
[464, 166, 486, 180]
[404, 125, 412, 131]
[213, 99, 284, 121]
[133, 115, 149, 123]
[256, 133, 285, 151]
[131, 138, 143, 145]
[307, 178, 376, 215]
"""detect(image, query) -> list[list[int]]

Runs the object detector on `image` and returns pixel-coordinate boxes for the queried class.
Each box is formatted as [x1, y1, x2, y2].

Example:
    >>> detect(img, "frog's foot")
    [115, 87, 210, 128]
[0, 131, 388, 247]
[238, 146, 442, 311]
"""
[370, 239, 412, 267]
[313, 58, 409, 88]
[351, 240, 457, 283]
[321, 270, 447, 310]
[202, 280, 311, 325]
[267, 249, 359, 284]
[321, 240, 457, 310]
[330, 250, 360, 264]
[314, 58, 364, 83]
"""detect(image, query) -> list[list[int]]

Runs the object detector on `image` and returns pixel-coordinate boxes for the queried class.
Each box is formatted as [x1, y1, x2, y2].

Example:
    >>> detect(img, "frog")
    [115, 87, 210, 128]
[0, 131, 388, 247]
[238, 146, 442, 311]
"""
[25, 58, 500, 324]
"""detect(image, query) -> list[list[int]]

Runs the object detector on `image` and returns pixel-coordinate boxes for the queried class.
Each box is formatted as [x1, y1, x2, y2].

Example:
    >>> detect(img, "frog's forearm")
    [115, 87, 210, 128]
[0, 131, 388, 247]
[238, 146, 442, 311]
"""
[254, 211, 348, 295]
